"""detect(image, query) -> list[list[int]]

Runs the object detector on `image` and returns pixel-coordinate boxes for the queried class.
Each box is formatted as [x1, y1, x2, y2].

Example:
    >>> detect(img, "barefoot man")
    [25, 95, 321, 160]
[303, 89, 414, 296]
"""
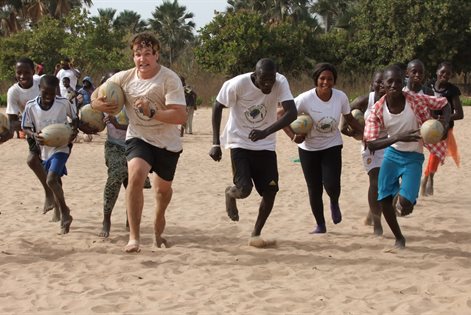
[209, 58, 297, 247]
[91, 33, 187, 252]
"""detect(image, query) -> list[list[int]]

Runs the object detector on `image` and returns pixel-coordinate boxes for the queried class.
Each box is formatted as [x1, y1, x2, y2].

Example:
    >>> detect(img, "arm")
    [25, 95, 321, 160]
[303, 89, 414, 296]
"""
[134, 97, 188, 125]
[90, 87, 120, 114]
[341, 94, 367, 136]
[249, 99, 297, 142]
[366, 129, 420, 151]
[208, 100, 225, 161]
[103, 115, 127, 130]
[451, 95, 464, 121]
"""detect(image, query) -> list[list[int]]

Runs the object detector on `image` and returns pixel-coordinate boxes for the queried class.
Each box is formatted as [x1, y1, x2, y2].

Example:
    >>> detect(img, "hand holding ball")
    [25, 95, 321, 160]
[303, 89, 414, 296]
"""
[420, 119, 445, 144]
[290, 114, 313, 135]
[98, 81, 125, 115]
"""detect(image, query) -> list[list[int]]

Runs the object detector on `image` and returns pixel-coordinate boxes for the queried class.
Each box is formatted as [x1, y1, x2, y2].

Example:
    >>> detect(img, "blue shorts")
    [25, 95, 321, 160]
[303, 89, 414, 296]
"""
[43, 152, 69, 177]
[378, 147, 424, 204]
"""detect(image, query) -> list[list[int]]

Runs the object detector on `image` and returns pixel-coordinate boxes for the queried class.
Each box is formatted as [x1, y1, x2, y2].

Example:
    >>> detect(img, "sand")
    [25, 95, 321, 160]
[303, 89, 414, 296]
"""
[1, 107, 470, 314]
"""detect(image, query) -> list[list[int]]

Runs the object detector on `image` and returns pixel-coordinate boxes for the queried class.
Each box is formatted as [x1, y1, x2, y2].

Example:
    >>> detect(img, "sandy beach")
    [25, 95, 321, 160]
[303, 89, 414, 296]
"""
[0, 106, 470, 314]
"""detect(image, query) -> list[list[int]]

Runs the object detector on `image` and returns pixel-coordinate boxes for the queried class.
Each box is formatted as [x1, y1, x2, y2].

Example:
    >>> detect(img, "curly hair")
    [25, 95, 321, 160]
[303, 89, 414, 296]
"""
[130, 32, 160, 54]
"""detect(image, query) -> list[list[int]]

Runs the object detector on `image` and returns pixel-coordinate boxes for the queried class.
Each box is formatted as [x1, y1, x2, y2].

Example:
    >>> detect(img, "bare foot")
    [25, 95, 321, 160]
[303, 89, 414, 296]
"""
[154, 235, 169, 248]
[99, 219, 111, 238]
[58, 215, 73, 235]
[225, 186, 239, 221]
[42, 195, 55, 214]
[124, 240, 141, 253]
[248, 236, 276, 248]
[364, 211, 374, 226]
[50, 207, 61, 222]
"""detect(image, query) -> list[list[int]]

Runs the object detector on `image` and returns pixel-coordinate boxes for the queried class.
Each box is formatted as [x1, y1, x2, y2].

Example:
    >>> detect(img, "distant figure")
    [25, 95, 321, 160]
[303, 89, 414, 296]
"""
[209, 58, 297, 247]
[22, 75, 79, 234]
[181, 76, 197, 135]
[421, 62, 464, 196]
[55, 57, 80, 98]
[77, 76, 95, 110]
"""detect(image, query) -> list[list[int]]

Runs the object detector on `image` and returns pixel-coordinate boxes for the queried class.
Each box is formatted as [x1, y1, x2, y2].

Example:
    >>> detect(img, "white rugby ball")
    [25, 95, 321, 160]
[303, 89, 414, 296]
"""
[41, 123, 72, 147]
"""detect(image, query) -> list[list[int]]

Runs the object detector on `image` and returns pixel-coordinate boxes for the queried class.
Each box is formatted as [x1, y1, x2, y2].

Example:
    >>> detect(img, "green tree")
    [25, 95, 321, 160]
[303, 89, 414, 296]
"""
[195, 10, 316, 77]
[346, 0, 471, 75]
[114, 10, 148, 34]
[149, 0, 195, 65]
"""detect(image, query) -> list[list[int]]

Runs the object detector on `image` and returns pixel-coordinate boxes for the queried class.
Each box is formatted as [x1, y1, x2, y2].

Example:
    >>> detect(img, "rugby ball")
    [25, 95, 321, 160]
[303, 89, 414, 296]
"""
[0, 113, 10, 133]
[79, 104, 105, 133]
[41, 123, 73, 147]
[98, 81, 125, 115]
[290, 114, 314, 134]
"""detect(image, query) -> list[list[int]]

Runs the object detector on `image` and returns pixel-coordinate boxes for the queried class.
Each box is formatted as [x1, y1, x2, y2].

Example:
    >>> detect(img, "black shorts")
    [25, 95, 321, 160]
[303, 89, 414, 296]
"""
[230, 148, 279, 196]
[125, 138, 181, 182]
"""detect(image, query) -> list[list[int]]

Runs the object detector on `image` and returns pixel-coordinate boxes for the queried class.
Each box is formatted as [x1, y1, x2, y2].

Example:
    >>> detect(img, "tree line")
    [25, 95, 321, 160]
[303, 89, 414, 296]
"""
[1, 0, 470, 85]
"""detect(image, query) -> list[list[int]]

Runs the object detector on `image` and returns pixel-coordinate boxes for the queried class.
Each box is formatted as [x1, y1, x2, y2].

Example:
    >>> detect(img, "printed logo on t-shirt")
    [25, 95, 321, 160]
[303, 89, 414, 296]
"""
[316, 116, 337, 133]
[244, 104, 267, 124]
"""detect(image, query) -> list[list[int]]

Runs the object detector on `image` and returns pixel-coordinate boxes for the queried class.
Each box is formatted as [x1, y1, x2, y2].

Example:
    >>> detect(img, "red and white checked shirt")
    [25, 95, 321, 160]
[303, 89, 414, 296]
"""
[364, 91, 448, 162]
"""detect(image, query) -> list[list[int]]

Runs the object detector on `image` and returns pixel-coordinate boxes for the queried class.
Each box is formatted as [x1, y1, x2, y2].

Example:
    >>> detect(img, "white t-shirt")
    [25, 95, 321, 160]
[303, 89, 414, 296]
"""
[105, 107, 128, 147]
[217, 72, 294, 151]
[22, 96, 77, 160]
[6, 78, 41, 115]
[296, 88, 350, 151]
[107, 66, 186, 152]
[382, 100, 423, 153]
[57, 68, 78, 97]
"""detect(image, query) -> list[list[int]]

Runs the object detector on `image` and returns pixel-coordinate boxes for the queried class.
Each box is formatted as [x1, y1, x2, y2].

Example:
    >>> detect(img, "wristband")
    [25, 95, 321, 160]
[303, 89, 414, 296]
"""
[212, 144, 221, 147]
[291, 134, 297, 142]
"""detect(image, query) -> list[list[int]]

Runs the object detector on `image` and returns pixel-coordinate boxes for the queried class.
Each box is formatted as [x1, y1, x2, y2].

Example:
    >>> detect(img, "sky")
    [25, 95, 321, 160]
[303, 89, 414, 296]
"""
[89, 0, 229, 30]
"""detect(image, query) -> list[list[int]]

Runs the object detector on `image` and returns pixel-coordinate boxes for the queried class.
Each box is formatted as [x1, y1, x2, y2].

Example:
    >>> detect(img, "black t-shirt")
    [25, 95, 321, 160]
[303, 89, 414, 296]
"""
[431, 82, 461, 129]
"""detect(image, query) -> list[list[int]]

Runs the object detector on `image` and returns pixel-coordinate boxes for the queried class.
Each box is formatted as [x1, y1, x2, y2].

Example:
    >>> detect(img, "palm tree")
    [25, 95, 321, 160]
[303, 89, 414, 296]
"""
[91, 7, 117, 28]
[149, 0, 195, 65]
[0, 0, 93, 35]
[114, 10, 148, 34]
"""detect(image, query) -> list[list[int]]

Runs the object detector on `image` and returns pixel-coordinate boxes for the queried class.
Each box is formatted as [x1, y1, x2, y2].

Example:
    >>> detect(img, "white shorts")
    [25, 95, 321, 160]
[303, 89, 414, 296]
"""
[361, 147, 384, 173]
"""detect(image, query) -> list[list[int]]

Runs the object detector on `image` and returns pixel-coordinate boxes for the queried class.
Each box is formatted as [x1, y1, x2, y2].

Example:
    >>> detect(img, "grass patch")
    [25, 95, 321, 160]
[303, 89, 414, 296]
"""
[461, 96, 471, 106]
[0, 94, 6, 107]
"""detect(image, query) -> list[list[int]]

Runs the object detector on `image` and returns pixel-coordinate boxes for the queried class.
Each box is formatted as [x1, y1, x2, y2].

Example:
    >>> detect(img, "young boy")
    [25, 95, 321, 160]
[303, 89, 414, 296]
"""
[364, 65, 450, 249]
[0, 57, 63, 219]
[62, 77, 78, 108]
[22, 75, 79, 234]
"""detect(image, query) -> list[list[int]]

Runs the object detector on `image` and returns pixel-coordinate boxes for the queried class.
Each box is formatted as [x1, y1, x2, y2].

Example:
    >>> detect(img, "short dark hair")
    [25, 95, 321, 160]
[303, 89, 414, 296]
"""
[312, 63, 337, 86]
[407, 59, 425, 70]
[40, 75, 59, 88]
[384, 64, 405, 79]
[130, 32, 160, 54]
[255, 58, 277, 73]
[437, 61, 453, 72]
[16, 57, 35, 70]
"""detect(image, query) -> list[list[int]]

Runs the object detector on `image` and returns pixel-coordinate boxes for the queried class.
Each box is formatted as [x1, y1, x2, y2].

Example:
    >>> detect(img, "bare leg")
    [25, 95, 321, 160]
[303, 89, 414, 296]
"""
[153, 176, 173, 248]
[425, 173, 434, 196]
[124, 158, 150, 253]
[420, 175, 429, 197]
[380, 196, 406, 248]
[248, 190, 277, 248]
[27, 152, 57, 216]
[46, 172, 72, 234]
[368, 168, 383, 236]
